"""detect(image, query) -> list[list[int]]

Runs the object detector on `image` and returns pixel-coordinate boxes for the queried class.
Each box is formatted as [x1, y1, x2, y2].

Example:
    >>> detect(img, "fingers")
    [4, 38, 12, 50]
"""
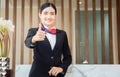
[33, 33, 45, 41]
[49, 67, 58, 76]
[48, 67, 63, 76]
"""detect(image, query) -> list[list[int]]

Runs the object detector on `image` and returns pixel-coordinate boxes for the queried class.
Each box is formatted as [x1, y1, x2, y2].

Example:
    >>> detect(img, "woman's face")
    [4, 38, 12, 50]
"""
[39, 6, 56, 27]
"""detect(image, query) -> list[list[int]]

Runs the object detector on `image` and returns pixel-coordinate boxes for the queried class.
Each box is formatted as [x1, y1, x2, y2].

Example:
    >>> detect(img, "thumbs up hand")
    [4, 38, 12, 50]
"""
[32, 24, 45, 43]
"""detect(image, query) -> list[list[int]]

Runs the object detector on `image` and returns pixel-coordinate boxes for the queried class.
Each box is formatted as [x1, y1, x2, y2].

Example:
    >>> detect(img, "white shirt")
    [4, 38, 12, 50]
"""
[44, 25, 56, 50]
[46, 33, 56, 50]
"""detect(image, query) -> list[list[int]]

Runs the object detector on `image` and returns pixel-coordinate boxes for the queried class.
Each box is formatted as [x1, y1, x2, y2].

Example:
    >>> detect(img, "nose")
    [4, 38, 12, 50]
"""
[47, 14, 51, 18]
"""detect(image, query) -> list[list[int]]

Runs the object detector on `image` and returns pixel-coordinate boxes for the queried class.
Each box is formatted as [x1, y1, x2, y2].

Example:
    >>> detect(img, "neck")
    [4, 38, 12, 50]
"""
[47, 25, 53, 28]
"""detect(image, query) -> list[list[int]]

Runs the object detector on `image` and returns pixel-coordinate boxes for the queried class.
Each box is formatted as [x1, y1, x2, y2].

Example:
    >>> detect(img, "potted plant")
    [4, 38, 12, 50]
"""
[0, 17, 14, 77]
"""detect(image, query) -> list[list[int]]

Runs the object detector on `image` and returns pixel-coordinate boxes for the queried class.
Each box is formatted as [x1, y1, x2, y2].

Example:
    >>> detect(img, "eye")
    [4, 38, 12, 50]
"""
[43, 12, 48, 15]
[50, 12, 55, 15]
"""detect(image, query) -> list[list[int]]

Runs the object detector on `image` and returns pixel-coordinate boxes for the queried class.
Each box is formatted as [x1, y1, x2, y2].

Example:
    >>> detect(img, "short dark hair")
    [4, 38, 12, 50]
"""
[40, 2, 57, 14]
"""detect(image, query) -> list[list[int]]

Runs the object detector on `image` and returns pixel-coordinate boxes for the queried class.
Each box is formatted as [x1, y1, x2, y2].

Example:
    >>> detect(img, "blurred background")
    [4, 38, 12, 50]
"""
[0, 0, 120, 77]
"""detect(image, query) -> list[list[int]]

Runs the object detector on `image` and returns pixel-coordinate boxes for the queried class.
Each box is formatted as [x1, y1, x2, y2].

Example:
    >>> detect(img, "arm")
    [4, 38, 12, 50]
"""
[48, 31, 72, 77]
[60, 32, 72, 75]
[24, 28, 37, 48]
[25, 25, 45, 48]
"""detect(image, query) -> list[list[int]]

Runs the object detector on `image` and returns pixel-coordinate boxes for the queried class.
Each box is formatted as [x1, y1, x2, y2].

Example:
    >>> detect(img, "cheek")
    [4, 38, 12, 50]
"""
[40, 16, 45, 20]
[52, 16, 56, 20]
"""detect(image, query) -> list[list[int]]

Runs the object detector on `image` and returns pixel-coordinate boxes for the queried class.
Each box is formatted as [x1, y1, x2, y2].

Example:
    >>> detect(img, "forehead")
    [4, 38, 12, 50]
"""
[42, 7, 55, 13]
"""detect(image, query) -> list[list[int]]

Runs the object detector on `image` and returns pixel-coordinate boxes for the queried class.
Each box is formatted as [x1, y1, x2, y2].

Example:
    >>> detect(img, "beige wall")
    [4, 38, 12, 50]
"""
[0, 2, 118, 69]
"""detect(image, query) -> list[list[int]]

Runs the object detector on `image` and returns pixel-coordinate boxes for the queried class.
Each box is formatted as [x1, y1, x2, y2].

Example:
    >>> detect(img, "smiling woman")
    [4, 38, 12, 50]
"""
[25, 2, 72, 77]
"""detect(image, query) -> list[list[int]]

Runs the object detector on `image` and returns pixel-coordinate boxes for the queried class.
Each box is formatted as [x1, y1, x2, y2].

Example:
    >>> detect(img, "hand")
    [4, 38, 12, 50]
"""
[48, 67, 63, 76]
[32, 24, 45, 43]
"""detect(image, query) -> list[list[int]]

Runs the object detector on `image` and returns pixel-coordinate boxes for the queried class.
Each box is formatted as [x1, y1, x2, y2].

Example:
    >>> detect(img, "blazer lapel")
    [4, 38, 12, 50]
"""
[44, 36, 52, 51]
[53, 30, 61, 51]
[42, 29, 61, 52]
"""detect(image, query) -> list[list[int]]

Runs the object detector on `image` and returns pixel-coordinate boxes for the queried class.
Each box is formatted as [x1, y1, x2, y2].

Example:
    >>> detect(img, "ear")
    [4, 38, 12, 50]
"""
[39, 13, 41, 18]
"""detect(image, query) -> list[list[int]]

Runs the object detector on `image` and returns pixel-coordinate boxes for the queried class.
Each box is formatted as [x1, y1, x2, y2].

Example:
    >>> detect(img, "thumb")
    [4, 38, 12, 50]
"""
[38, 23, 42, 32]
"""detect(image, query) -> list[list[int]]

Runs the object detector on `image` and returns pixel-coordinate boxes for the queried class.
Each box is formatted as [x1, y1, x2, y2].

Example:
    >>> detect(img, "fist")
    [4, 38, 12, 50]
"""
[32, 24, 45, 43]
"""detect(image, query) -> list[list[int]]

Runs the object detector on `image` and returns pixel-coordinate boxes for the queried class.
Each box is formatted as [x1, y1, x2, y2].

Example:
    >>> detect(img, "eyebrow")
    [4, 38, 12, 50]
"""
[43, 11, 55, 13]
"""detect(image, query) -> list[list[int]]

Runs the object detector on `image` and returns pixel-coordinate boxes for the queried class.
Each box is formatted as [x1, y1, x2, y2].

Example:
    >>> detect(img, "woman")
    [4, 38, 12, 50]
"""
[25, 2, 72, 77]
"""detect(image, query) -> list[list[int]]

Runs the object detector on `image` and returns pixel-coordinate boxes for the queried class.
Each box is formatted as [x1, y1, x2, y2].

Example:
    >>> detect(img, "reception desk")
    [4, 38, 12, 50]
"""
[15, 64, 120, 77]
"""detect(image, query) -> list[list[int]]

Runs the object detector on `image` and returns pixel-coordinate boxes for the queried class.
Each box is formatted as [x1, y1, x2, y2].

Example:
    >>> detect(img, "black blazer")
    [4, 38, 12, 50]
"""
[25, 28, 72, 77]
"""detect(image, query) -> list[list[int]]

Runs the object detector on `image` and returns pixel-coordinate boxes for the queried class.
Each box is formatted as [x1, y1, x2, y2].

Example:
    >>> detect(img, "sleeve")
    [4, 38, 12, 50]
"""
[24, 28, 37, 48]
[59, 32, 72, 76]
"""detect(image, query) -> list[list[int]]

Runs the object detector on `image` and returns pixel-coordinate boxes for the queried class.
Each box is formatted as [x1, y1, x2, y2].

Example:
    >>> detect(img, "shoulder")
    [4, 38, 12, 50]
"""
[28, 27, 38, 31]
[56, 29, 66, 34]
[56, 29, 68, 38]
[28, 27, 38, 32]
[27, 27, 39, 35]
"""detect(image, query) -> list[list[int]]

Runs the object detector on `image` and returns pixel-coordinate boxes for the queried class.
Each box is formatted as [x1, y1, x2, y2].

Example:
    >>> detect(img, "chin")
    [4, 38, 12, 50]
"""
[46, 23, 51, 25]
